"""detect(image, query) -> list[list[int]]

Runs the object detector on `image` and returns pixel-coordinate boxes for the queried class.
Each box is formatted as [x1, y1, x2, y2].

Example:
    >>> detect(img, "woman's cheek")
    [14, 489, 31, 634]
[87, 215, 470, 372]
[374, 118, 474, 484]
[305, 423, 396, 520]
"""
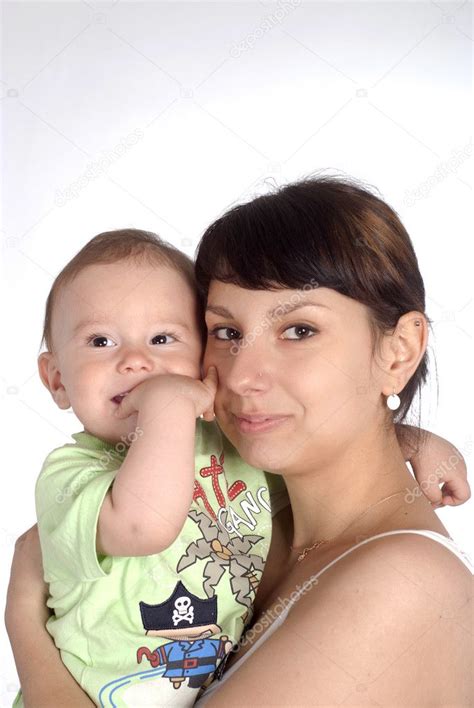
[213, 381, 226, 416]
[203, 343, 230, 381]
[202, 343, 214, 373]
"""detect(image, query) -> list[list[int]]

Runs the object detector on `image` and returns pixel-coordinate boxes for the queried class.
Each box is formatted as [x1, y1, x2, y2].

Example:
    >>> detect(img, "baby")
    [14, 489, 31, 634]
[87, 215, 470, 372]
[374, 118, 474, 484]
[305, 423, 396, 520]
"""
[13, 228, 466, 708]
[22, 229, 280, 708]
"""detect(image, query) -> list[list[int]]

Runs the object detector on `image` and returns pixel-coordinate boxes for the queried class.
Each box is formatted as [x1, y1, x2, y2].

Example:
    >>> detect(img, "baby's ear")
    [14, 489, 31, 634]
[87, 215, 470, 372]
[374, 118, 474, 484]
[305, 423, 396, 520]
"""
[37, 352, 70, 410]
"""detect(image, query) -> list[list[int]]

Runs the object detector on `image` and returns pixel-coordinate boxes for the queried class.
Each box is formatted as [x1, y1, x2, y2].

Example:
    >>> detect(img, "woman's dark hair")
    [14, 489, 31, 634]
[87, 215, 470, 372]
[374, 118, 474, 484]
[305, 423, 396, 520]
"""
[195, 175, 428, 423]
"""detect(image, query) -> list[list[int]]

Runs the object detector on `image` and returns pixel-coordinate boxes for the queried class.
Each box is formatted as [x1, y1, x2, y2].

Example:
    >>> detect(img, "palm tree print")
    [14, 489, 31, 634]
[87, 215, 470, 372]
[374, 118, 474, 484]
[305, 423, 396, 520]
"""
[177, 509, 265, 608]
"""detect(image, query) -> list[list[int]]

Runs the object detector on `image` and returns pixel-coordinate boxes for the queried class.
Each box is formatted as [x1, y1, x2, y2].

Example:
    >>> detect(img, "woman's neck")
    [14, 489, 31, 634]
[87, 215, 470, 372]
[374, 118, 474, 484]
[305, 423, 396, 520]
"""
[282, 425, 416, 550]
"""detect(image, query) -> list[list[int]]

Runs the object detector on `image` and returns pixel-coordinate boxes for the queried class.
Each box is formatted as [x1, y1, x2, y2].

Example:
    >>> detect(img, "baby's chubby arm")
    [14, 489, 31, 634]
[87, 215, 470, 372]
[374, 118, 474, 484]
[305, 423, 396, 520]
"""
[397, 424, 470, 506]
[97, 367, 217, 557]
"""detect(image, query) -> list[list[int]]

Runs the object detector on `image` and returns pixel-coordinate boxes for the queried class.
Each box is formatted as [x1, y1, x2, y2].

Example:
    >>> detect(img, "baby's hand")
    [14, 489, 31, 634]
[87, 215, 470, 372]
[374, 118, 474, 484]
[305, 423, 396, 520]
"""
[400, 425, 471, 507]
[198, 366, 218, 422]
[114, 367, 218, 422]
[412, 435, 470, 507]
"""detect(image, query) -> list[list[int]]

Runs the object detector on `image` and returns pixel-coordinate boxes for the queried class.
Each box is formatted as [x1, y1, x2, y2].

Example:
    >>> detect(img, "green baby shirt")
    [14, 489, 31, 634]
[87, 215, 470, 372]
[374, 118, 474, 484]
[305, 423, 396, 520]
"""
[27, 420, 279, 707]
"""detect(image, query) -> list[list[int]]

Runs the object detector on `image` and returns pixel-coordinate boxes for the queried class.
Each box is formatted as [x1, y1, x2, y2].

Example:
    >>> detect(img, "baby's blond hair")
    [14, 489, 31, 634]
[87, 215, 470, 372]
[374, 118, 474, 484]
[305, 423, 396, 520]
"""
[41, 229, 201, 352]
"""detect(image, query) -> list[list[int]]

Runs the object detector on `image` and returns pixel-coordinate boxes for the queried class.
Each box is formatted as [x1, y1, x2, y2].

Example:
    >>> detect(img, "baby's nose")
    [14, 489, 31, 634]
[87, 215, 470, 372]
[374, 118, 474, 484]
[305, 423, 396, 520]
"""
[117, 347, 154, 373]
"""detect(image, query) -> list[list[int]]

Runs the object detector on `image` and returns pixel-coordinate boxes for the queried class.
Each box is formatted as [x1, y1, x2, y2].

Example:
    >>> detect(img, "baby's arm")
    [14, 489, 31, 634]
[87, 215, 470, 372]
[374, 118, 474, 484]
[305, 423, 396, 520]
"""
[396, 424, 470, 506]
[97, 368, 217, 557]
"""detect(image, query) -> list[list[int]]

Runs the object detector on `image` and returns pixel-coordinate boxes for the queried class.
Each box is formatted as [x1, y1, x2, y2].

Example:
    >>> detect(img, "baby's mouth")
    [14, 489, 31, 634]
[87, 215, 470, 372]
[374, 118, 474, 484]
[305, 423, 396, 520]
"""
[111, 391, 130, 405]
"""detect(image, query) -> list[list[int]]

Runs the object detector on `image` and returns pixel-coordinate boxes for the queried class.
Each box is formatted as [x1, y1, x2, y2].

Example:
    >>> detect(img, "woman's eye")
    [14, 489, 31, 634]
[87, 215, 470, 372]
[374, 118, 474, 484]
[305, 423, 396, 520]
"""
[88, 335, 115, 348]
[281, 325, 317, 340]
[210, 326, 242, 341]
[151, 334, 176, 345]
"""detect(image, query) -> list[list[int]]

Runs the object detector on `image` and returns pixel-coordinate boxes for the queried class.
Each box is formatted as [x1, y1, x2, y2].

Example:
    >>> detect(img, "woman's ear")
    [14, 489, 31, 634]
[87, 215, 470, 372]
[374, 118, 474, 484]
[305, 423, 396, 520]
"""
[37, 352, 71, 410]
[380, 312, 428, 396]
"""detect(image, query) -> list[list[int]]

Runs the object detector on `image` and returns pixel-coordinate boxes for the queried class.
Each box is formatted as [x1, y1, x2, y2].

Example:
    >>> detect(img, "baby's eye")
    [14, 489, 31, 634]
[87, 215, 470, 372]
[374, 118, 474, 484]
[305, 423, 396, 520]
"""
[151, 334, 177, 345]
[209, 327, 242, 341]
[88, 335, 115, 348]
[281, 325, 317, 340]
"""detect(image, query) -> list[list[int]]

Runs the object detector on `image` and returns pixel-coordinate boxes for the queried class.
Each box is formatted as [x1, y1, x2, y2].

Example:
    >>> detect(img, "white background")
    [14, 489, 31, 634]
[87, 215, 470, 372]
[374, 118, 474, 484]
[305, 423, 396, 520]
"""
[1, 0, 472, 702]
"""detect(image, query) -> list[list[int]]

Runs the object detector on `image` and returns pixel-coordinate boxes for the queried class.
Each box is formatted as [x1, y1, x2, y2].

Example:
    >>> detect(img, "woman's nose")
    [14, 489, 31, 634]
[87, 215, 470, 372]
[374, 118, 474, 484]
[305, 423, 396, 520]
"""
[224, 344, 272, 396]
[117, 346, 154, 374]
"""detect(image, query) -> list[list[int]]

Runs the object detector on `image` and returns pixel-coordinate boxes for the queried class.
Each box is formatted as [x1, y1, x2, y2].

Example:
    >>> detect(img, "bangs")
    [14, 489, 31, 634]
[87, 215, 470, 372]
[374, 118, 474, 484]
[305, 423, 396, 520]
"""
[195, 184, 354, 298]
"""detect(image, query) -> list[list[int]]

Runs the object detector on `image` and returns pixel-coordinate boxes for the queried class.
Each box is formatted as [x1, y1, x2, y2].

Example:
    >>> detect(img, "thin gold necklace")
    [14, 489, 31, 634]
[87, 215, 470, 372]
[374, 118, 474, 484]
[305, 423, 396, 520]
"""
[290, 490, 407, 562]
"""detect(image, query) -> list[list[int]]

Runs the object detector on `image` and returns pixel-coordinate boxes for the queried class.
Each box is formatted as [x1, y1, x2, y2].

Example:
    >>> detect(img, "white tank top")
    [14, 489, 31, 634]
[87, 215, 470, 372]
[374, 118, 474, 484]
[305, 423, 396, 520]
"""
[196, 529, 473, 705]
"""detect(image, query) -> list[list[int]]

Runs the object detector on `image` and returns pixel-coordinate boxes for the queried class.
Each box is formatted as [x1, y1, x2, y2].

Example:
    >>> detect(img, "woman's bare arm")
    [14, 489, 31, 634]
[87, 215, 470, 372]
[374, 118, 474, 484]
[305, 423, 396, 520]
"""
[202, 534, 472, 706]
[5, 526, 93, 708]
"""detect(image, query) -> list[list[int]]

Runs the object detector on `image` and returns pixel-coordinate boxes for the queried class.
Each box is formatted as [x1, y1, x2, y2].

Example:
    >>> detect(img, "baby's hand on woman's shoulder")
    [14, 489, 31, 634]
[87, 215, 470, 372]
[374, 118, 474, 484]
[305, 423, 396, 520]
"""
[399, 424, 470, 507]
[114, 367, 217, 422]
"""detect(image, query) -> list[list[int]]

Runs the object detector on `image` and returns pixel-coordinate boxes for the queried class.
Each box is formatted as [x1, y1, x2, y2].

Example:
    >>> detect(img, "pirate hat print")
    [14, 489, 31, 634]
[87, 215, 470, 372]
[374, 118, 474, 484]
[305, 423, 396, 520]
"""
[139, 581, 218, 632]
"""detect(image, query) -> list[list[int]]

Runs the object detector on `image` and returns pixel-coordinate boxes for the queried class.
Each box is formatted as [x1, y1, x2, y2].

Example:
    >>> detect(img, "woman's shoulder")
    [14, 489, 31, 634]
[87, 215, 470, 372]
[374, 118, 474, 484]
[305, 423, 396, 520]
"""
[304, 530, 471, 598]
[209, 530, 472, 705]
[345, 529, 472, 581]
[273, 531, 471, 705]
[290, 530, 471, 634]
[202, 531, 471, 705]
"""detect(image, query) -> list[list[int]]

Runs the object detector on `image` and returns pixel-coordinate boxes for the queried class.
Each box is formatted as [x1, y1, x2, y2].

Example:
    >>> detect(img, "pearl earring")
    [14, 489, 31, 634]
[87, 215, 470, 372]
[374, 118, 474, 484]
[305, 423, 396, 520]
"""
[386, 391, 401, 411]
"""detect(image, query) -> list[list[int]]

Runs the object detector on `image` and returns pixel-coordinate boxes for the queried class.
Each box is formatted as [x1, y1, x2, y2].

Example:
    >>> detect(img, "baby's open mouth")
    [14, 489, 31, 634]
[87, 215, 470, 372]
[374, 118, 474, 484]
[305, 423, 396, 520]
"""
[111, 391, 130, 405]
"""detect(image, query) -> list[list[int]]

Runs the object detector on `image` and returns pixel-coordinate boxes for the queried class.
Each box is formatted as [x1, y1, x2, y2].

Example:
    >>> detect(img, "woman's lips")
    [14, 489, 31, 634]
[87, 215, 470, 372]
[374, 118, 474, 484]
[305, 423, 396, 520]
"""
[232, 413, 289, 434]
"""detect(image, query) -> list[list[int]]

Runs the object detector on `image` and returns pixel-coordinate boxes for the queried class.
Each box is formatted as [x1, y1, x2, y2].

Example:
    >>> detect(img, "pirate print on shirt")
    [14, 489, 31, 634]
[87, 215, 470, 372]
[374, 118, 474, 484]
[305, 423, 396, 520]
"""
[136, 581, 233, 691]
[96, 450, 270, 705]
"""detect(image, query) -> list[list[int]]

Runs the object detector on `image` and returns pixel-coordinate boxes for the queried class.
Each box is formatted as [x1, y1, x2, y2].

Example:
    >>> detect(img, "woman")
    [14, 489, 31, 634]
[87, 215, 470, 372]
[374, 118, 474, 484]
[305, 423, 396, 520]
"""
[6, 176, 472, 706]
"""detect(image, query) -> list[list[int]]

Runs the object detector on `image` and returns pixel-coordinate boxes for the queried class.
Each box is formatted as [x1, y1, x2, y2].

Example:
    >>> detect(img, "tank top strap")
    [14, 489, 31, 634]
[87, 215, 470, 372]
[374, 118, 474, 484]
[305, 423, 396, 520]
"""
[284, 528, 473, 613]
[196, 529, 472, 705]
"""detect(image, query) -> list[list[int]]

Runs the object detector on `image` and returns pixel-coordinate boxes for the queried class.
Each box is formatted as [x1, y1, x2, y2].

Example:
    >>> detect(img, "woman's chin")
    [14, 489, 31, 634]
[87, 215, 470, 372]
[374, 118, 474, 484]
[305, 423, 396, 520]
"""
[218, 416, 292, 470]
[234, 436, 286, 471]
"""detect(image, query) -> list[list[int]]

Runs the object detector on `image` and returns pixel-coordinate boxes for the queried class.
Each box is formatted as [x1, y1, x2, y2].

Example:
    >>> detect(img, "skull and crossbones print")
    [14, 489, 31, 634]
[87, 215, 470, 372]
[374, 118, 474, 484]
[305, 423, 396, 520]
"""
[172, 596, 194, 625]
